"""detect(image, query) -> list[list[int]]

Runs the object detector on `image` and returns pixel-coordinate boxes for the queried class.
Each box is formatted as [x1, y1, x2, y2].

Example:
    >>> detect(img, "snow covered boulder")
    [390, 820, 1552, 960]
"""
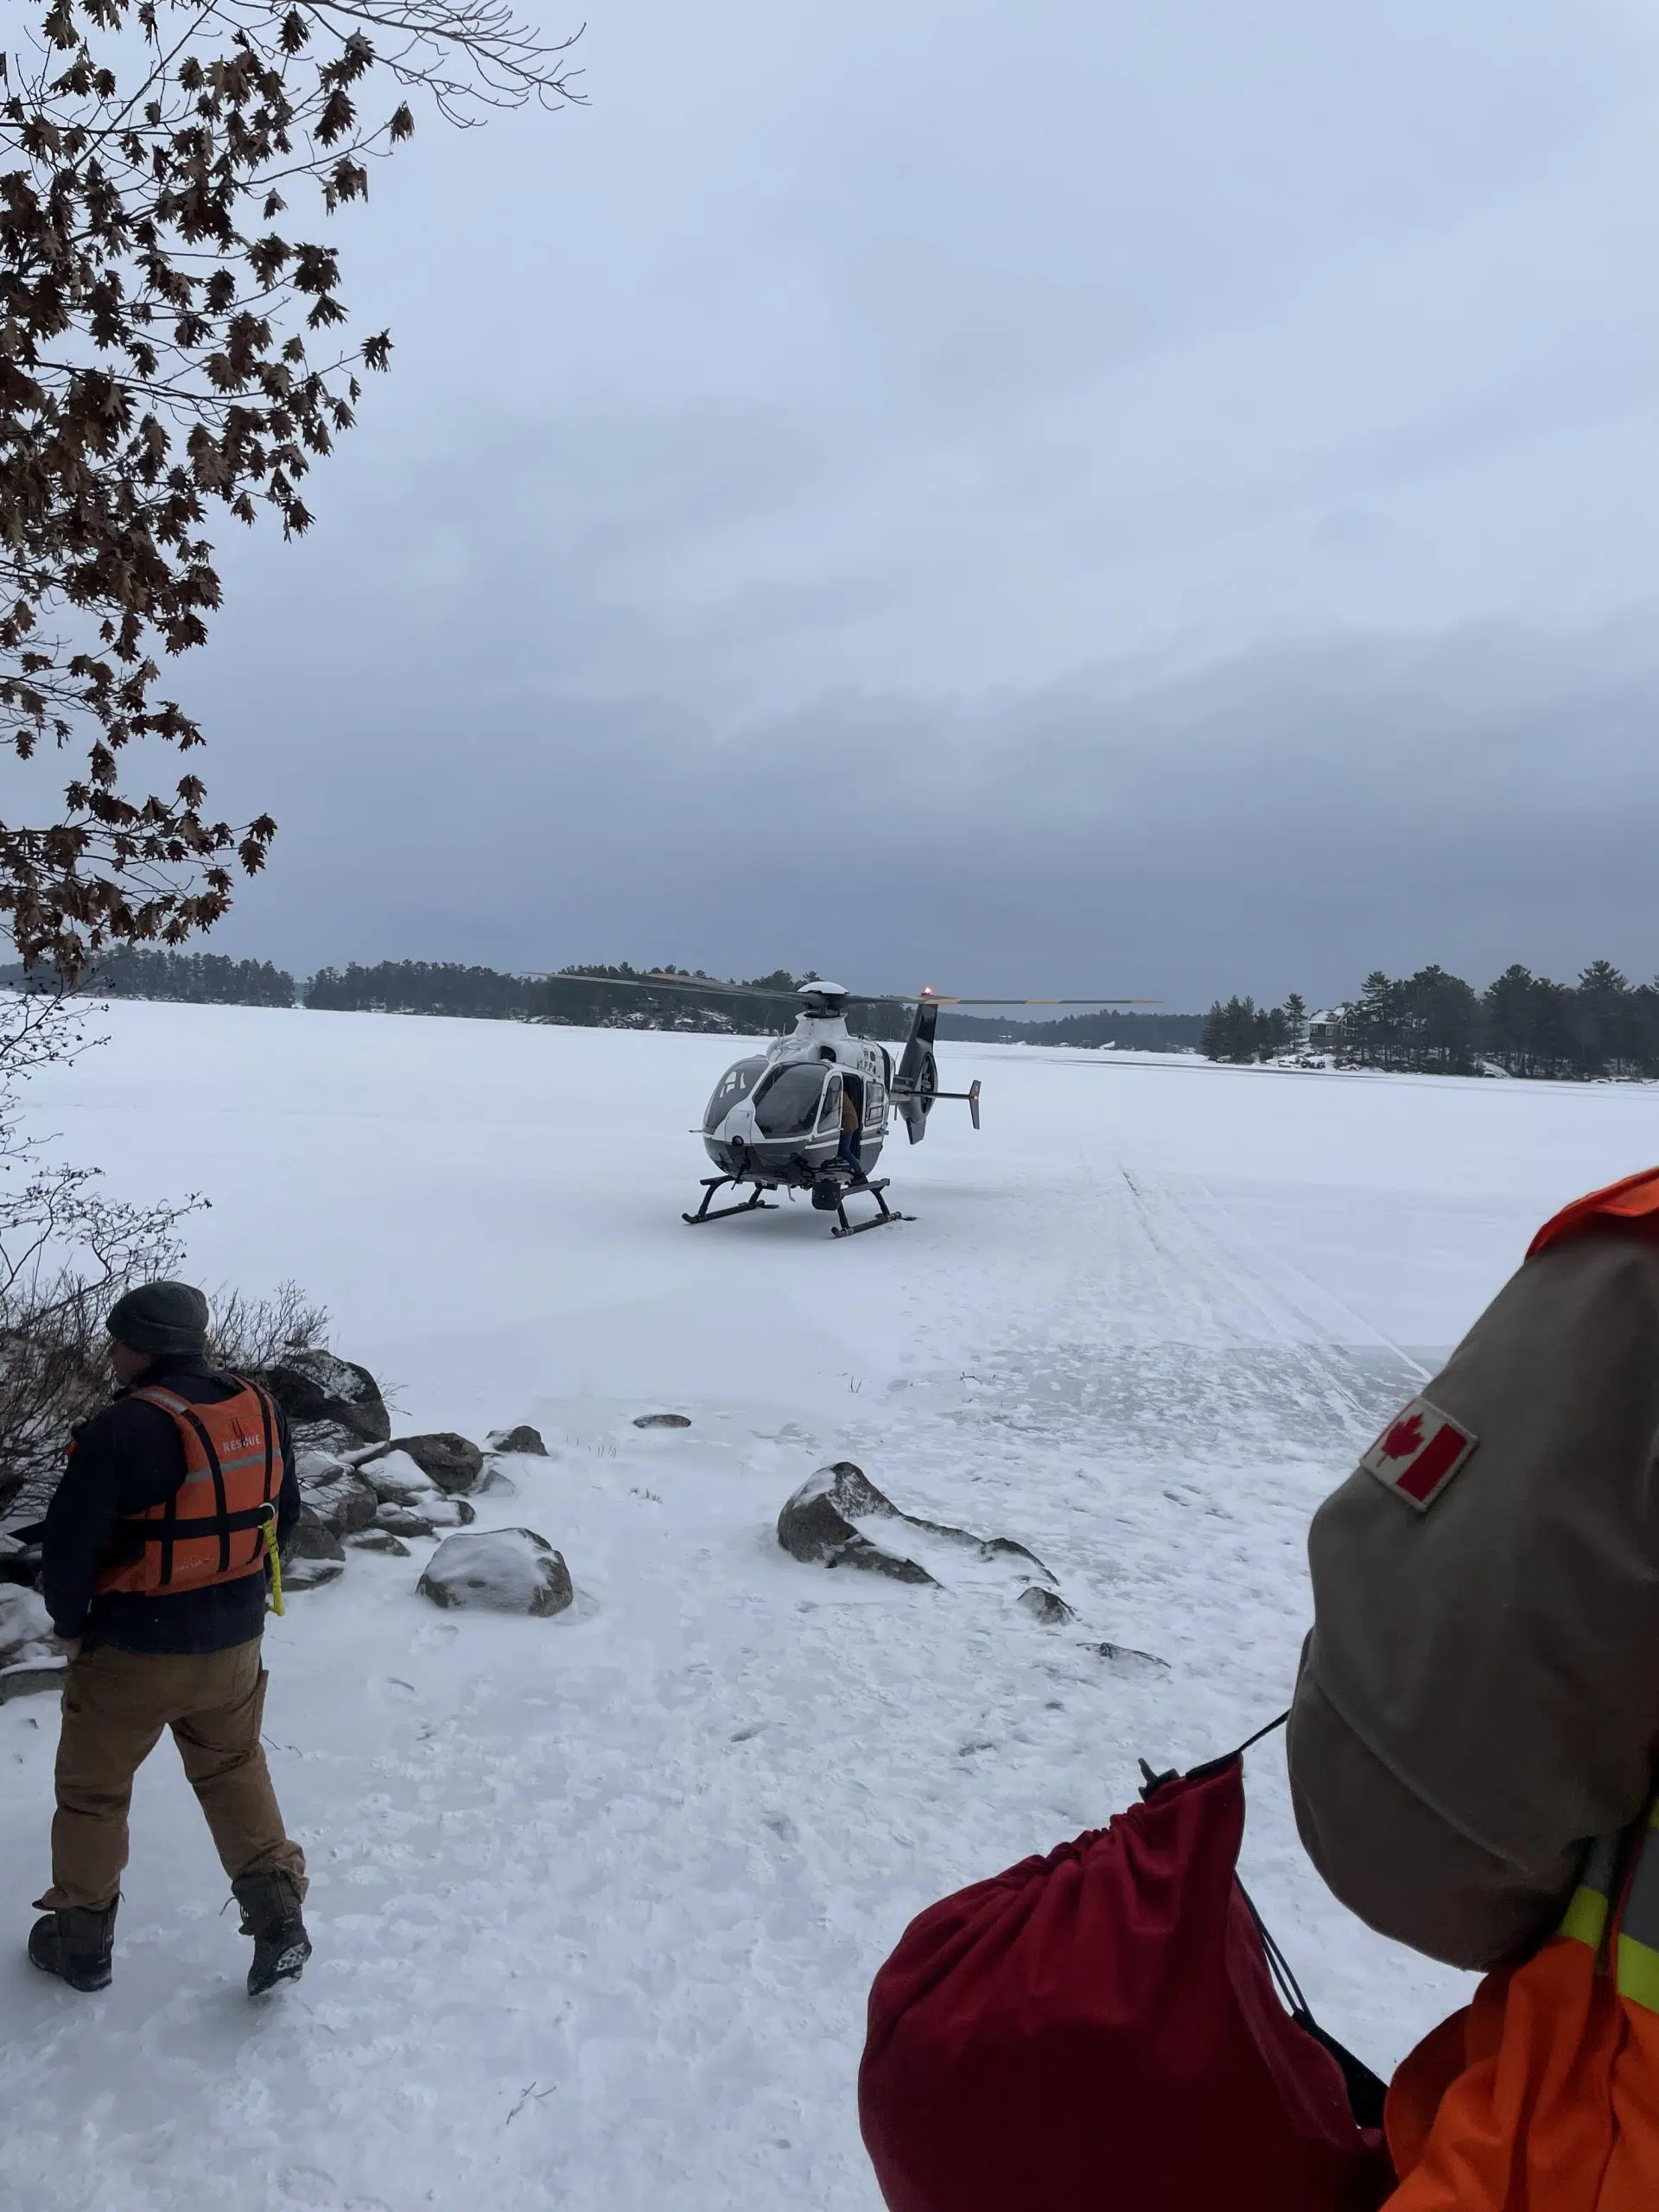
[297, 1459, 379, 1535]
[376, 1495, 474, 1536]
[0, 1583, 63, 1703]
[283, 1553, 345, 1592]
[1018, 1586, 1075, 1626]
[0, 1528, 43, 1591]
[289, 1515, 346, 1563]
[486, 1425, 547, 1456]
[346, 1528, 411, 1556]
[417, 1528, 574, 1617]
[376, 1503, 438, 1538]
[389, 1433, 485, 1495]
[777, 1465, 936, 1585]
[255, 1347, 391, 1446]
[362, 1449, 442, 1506]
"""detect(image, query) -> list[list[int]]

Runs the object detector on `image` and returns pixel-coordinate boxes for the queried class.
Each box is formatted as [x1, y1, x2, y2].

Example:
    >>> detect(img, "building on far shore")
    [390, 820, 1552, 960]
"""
[1306, 1007, 1346, 1053]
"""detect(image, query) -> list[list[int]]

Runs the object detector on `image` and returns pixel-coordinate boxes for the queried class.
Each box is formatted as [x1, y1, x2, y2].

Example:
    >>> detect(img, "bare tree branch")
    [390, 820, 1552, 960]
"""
[0, 0, 580, 976]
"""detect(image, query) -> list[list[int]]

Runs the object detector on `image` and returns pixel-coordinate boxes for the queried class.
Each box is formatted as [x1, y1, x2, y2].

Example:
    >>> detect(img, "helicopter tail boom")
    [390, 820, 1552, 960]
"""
[891, 1077, 981, 1129]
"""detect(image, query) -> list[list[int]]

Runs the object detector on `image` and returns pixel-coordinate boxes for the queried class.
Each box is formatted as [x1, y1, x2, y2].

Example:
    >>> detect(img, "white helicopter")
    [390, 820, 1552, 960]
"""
[569, 973, 1154, 1237]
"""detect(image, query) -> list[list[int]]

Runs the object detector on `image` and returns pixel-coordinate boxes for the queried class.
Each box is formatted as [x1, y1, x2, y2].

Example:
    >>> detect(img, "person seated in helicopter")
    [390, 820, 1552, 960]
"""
[837, 1079, 864, 1176]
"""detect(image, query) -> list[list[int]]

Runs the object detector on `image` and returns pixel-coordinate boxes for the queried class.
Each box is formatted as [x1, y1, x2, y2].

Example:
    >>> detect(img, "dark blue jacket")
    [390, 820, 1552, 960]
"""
[43, 1360, 300, 1654]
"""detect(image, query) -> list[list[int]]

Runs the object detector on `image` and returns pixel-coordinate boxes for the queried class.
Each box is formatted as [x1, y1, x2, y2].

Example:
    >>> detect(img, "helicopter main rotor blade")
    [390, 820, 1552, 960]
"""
[542, 972, 791, 998]
[541, 972, 1160, 1007]
[905, 996, 1161, 1007]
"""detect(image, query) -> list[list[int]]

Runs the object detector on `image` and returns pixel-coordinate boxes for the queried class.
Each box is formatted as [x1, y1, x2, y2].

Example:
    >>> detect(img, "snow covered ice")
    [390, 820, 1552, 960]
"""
[3, 1000, 1655, 2210]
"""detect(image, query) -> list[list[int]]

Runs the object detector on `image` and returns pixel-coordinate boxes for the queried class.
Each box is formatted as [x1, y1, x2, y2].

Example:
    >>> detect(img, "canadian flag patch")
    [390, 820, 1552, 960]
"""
[1359, 1397, 1478, 1512]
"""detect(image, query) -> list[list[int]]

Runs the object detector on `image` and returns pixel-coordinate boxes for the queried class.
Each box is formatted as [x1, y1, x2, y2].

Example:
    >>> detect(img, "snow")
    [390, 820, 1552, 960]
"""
[3, 1001, 1656, 2210]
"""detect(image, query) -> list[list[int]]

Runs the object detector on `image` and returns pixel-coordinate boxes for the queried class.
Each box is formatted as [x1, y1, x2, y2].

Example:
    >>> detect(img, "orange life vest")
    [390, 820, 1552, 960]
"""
[93, 1377, 280, 1599]
[1529, 1165, 1659, 1259]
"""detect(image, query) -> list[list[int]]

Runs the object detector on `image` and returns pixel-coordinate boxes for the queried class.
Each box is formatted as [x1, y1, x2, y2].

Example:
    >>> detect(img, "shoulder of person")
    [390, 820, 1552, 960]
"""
[70, 1389, 177, 1455]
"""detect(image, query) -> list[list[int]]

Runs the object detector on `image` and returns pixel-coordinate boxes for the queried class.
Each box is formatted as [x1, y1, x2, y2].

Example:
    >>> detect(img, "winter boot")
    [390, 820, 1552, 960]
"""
[232, 1871, 311, 1997]
[28, 1898, 118, 1993]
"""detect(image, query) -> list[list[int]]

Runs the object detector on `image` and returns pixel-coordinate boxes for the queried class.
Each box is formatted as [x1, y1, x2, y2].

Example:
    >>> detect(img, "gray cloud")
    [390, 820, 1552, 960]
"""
[207, 614, 1659, 1007]
[130, 0, 1659, 1001]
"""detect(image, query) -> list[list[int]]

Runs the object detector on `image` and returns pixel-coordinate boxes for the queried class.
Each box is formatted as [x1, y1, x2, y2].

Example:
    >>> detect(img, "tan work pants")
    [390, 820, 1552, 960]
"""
[40, 1637, 307, 1911]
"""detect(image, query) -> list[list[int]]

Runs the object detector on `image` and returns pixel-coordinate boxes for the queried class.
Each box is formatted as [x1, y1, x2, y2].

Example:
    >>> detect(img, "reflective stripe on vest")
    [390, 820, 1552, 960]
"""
[1618, 1802, 1659, 2012]
[1557, 1806, 1659, 2014]
[94, 1377, 278, 1599]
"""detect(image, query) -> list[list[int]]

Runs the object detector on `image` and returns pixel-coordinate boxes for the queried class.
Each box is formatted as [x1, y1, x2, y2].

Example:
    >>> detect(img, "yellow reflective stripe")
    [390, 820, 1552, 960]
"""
[1560, 1885, 1610, 1949]
[1618, 1932, 1659, 2013]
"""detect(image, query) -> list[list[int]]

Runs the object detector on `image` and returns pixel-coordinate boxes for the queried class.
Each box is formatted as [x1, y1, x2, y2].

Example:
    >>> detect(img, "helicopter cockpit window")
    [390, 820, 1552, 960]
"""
[752, 1063, 829, 1140]
[702, 1058, 768, 1133]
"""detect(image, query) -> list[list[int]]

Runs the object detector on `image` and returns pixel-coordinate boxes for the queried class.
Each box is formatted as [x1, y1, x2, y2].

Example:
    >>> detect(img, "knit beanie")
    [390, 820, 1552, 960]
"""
[106, 1281, 211, 1358]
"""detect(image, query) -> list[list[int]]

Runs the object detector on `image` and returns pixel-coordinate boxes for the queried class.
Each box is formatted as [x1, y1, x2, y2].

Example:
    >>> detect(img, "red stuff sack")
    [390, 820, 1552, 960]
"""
[858, 1751, 1391, 2212]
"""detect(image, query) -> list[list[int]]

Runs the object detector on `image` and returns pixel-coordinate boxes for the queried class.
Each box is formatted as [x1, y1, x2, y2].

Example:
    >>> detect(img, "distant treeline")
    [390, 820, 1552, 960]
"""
[304, 962, 1205, 1047]
[1, 949, 1205, 1049]
[303, 960, 870, 1034]
[0, 947, 297, 1006]
[1204, 962, 1659, 1078]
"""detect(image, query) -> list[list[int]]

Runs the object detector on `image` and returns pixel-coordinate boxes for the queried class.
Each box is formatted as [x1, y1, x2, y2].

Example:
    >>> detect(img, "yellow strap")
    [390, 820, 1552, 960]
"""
[262, 1511, 285, 1618]
[1560, 1882, 1611, 1951]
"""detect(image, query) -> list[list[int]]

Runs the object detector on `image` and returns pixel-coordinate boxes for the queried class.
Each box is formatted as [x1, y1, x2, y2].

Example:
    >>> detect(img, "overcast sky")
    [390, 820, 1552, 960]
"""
[174, 0, 1659, 1006]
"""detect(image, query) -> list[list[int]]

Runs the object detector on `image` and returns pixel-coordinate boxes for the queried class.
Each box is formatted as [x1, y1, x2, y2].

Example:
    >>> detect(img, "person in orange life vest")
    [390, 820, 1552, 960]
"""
[29, 1281, 310, 1998]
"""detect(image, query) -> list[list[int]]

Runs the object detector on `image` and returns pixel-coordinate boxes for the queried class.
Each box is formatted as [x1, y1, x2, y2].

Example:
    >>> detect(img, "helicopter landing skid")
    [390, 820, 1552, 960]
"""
[683, 1176, 780, 1225]
[829, 1177, 912, 1239]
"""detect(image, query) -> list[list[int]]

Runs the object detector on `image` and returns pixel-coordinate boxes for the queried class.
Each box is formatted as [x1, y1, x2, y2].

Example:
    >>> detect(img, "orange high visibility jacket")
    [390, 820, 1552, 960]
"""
[1384, 1802, 1659, 2210]
[93, 1377, 280, 1599]
[1527, 1164, 1659, 1256]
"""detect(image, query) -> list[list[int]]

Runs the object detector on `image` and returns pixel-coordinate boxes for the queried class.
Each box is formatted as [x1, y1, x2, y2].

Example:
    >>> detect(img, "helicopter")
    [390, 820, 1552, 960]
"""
[566, 972, 1156, 1237]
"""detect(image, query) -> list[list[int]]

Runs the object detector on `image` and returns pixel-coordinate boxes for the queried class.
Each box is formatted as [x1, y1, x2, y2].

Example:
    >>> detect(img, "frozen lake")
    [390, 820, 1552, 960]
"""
[4, 1001, 1653, 2211]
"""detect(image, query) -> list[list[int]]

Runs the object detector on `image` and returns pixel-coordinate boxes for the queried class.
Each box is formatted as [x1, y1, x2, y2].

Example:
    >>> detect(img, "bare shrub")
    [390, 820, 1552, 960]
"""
[210, 1281, 329, 1372]
[0, 986, 324, 1523]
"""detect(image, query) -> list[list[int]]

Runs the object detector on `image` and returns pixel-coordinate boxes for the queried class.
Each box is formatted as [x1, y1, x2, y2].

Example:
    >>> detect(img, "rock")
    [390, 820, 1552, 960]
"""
[289, 1515, 346, 1562]
[0, 1660, 66, 1705]
[633, 1413, 690, 1429]
[361, 1450, 442, 1505]
[417, 1528, 574, 1616]
[291, 1417, 382, 1465]
[255, 1348, 391, 1446]
[1017, 1586, 1075, 1626]
[0, 1535, 43, 1591]
[476, 1465, 518, 1497]
[297, 1462, 379, 1535]
[777, 1464, 936, 1584]
[1095, 1641, 1171, 1679]
[389, 1433, 484, 1495]
[0, 1583, 55, 1671]
[428, 1495, 475, 1529]
[346, 1529, 410, 1556]
[376, 1503, 436, 1538]
[486, 1425, 548, 1456]
[283, 1554, 346, 1592]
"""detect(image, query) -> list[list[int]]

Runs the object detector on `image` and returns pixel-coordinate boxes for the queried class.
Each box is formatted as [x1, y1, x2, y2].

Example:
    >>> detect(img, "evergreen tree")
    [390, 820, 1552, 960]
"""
[1574, 961, 1634, 1077]
[1402, 966, 1481, 1074]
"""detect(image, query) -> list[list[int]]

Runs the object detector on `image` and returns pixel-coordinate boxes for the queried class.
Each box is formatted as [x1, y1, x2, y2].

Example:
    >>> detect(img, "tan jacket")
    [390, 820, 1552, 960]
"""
[1290, 1230, 1659, 1970]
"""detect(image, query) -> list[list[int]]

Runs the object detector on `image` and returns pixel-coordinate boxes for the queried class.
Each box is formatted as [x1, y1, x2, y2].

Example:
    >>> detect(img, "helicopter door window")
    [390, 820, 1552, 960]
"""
[816, 1075, 843, 1134]
[702, 1057, 768, 1133]
[753, 1063, 827, 1139]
